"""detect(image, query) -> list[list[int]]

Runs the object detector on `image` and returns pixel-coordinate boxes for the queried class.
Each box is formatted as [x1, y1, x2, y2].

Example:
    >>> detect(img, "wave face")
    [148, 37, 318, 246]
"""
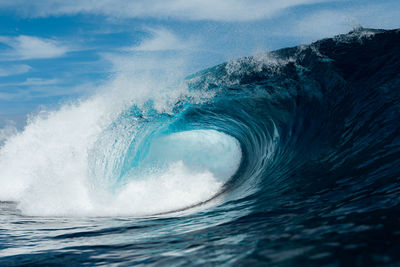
[0, 28, 400, 265]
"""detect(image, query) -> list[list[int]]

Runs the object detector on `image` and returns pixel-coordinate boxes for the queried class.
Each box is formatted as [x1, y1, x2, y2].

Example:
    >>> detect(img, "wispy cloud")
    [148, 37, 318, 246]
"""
[0, 78, 59, 87]
[18, 78, 60, 86]
[0, 64, 31, 76]
[294, 10, 351, 39]
[0, 0, 330, 22]
[132, 28, 194, 51]
[0, 35, 69, 60]
[292, 3, 400, 40]
[0, 79, 96, 101]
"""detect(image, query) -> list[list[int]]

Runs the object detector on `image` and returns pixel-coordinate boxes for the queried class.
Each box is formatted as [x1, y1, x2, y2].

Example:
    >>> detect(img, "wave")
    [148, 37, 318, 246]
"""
[0, 28, 399, 220]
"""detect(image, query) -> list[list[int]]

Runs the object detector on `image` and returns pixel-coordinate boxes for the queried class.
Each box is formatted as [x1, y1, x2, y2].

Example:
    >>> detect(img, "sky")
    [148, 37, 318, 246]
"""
[0, 0, 399, 128]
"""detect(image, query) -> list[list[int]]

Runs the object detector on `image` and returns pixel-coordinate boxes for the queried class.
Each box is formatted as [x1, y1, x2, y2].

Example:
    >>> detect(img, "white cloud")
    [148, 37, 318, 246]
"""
[0, 0, 330, 22]
[292, 3, 400, 40]
[19, 78, 60, 86]
[0, 64, 31, 76]
[0, 35, 69, 60]
[0, 78, 59, 87]
[294, 11, 352, 39]
[0, 79, 95, 100]
[132, 28, 193, 51]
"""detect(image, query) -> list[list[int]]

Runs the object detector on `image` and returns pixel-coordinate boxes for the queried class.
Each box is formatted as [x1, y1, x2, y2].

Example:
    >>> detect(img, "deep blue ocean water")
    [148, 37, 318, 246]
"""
[0, 28, 399, 266]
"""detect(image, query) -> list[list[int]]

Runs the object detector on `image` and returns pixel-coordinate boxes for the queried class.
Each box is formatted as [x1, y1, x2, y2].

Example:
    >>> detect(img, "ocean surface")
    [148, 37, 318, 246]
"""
[0, 28, 399, 266]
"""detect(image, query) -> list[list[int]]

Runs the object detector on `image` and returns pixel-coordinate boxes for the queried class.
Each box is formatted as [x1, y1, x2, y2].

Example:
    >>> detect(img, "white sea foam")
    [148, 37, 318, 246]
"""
[0, 67, 241, 216]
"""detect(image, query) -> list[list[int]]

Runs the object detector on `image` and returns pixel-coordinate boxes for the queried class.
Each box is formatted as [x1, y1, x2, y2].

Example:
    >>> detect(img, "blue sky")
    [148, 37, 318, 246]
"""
[0, 0, 399, 127]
